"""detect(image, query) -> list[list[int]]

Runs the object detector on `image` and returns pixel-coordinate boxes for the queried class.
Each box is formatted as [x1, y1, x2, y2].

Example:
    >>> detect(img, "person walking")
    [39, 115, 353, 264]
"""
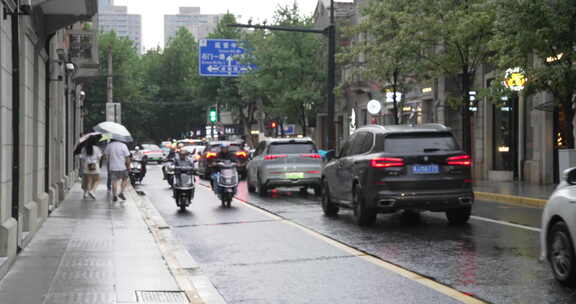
[103, 139, 131, 202]
[79, 137, 103, 199]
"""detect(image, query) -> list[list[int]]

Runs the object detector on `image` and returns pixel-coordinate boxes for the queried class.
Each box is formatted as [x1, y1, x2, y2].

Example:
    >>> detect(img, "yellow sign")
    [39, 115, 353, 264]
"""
[503, 68, 527, 91]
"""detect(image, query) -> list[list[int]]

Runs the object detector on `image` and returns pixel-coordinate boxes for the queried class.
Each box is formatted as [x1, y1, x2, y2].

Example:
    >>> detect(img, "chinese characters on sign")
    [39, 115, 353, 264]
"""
[199, 39, 257, 77]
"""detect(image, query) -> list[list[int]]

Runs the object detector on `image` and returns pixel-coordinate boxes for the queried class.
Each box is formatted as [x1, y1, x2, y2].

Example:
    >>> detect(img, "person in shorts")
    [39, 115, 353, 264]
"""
[80, 137, 103, 199]
[104, 139, 131, 202]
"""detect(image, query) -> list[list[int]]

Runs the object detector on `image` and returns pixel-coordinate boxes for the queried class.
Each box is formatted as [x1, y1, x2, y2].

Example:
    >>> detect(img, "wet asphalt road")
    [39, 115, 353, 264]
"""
[140, 164, 576, 304]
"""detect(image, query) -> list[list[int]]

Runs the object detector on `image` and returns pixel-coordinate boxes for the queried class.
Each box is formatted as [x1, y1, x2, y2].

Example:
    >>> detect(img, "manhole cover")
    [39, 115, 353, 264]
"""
[136, 291, 189, 303]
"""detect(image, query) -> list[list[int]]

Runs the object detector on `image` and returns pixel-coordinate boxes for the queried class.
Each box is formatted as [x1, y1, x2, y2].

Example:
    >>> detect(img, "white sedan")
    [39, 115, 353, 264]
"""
[541, 168, 576, 286]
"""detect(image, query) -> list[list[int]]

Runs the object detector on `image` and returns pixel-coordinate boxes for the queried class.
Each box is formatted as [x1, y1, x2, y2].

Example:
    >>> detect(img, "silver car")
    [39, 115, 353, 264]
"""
[247, 138, 322, 196]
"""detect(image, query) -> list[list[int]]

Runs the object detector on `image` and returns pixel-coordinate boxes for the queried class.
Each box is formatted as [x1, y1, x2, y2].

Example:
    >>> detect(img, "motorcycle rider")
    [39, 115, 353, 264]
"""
[131, 146, 147, 178]
[173, 148, 195, 192]
[211, 143, 237, 195]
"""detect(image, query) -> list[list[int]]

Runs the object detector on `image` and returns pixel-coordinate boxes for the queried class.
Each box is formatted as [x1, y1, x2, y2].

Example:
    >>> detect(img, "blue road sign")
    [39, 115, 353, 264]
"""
[199, 39, 256, 77]
[284, 124, 296, 135]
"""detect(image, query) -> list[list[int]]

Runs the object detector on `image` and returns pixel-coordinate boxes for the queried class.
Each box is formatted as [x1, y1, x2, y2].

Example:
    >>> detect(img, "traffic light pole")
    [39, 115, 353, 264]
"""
[228, 0, 336, 149]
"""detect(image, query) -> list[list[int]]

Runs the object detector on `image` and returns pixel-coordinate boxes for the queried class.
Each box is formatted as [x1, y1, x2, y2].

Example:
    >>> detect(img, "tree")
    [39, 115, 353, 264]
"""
[83, 31, 147, 140]
[339, 0, 421, 125]
[355, 0, 496, 153]
[490, 0, 576, 148]
[238, 4, 326, 137]
[143, 28, 205, 141]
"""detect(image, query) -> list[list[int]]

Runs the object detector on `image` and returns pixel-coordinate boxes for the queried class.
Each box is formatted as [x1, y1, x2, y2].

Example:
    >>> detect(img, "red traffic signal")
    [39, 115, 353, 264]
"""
[271, 121, 277, 128]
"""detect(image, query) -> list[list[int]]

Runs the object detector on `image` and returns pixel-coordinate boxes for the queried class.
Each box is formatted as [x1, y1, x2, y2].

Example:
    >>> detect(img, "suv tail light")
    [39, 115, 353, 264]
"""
[300, 154, 321, 159]
[236, 151, 248, 158]
[447, 155, 472, 166]
[206, 152, 217, 159]
[264, 154, 287, 160]
[371, 157, 405, 168]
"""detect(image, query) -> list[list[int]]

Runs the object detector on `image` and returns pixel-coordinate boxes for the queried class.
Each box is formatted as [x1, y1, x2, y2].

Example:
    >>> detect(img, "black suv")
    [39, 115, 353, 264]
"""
[321, 124, 473, 226]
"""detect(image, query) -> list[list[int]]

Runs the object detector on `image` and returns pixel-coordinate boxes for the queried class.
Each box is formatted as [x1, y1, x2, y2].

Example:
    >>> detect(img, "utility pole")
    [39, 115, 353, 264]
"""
[106, 46, 114, 122]
[107, 46, 113, 104]
[326, 0, 336, 149]
[228, 0, 337, 149]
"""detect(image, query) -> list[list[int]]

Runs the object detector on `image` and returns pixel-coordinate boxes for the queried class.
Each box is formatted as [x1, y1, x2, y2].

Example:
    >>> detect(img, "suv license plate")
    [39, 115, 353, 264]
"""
[412, 164, 439, 174]
[286, 172, 304, 179]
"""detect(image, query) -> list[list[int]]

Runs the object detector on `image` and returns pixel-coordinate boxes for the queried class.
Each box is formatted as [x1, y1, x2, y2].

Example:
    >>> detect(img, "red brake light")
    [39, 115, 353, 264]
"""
[301, 154, 321, 159]
[206, 152, 217, 159]
[236, 151, 248, 158]
[264, 154, 287, 160]
[447, 155, 472, 166]
[371, 157, 405, 168]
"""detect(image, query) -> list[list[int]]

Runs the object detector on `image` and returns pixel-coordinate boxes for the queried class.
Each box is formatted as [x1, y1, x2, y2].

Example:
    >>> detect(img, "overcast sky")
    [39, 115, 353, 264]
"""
[114, 0, 328, 51]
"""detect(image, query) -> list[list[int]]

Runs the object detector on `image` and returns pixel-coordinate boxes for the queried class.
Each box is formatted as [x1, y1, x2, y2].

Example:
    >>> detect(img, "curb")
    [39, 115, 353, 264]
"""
[474, 191, 547, 208]
[127, 188, 227, 304]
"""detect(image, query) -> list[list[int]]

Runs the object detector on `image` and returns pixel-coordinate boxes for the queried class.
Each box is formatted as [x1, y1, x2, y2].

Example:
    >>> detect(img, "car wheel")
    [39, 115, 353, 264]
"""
[321, 182, 339, 217]
[247, 173, 256, 193]
[353, 186, 376, 227]
[548, 221, 576, 286]
[445, 207, 471, 225]
[257, 175, 267, 196]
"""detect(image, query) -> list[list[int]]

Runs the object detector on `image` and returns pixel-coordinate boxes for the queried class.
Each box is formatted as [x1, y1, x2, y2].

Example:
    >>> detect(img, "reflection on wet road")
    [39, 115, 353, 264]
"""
[141, 165, 576, 304]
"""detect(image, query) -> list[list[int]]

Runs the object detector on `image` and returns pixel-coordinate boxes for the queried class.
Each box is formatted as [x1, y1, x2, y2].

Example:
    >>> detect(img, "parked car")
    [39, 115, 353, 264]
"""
[140, 144, 165, 163]
[541, 168, 576, 286]
[197, 141, 249, 179]
[246, 138, 322, 196]
[321, 124, 474, 226]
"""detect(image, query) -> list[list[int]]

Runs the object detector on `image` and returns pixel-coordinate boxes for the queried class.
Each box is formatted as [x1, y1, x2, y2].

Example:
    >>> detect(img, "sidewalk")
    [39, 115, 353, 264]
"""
[0, 183, 200, 304]
[474, 180, 557, 208]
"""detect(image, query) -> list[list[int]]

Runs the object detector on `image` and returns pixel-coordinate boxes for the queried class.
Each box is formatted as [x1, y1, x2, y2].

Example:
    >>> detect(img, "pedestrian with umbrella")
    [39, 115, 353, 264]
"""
[77, 135, 103, 199]
[96, 122, 133, 202]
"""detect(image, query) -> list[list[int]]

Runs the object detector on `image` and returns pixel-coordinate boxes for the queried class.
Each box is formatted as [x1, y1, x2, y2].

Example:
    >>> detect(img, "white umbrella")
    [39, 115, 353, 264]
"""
[93, 121, 133, 143]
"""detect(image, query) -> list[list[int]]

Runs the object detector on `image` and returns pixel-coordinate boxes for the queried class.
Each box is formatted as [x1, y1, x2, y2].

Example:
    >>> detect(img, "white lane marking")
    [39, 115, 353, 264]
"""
[471, 216, 541, 232]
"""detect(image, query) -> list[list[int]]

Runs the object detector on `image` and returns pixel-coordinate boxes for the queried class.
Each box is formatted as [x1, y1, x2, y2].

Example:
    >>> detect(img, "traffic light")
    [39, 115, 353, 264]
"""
[209, 107, 217, 123]
[271, 121, 277, 129]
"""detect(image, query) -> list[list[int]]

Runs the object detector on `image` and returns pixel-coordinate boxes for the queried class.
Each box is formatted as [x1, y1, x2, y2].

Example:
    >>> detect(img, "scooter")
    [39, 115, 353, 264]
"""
[163, 160, 175, 188]
[214, 160, 239, 208]
[173, 165, 195, 211]
[129, 159, 146, 186]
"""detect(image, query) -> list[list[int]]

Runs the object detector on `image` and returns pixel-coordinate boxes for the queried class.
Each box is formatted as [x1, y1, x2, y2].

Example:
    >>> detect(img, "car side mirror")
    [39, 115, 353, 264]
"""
[564, 167, 576, 185]
[325, 150, 336, 161]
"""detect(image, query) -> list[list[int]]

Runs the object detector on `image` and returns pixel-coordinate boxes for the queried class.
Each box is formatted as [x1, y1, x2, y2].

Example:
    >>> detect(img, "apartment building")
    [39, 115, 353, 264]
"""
[164, 7, 223, 46]
[98, 0, 142, 53]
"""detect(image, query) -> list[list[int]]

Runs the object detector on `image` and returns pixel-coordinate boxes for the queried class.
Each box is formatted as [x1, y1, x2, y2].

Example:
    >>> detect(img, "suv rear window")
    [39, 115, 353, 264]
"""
[380, 132, 459, 153]
[268, 142, 317, 154]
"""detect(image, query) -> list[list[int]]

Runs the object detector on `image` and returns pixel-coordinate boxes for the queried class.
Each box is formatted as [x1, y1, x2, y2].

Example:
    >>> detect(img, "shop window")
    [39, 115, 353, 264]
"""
[493, 96, 517, 171]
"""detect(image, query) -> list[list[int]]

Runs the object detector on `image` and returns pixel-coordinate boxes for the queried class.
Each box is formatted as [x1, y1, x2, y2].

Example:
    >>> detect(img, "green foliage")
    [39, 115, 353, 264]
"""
[238, 4, 326, 134]
[83, 31, 146, 139]
[489, 0, 576, 147]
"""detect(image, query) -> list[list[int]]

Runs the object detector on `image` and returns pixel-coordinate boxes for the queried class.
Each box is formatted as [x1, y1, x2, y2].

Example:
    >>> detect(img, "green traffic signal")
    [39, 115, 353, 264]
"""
[209, 108, 217, 123]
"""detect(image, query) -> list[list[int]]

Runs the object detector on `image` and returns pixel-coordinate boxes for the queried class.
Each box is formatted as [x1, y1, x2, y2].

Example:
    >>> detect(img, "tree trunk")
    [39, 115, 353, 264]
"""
[392, 69, 400, 125]
[300, 103, 308, 137]
[561, 98, 575, 149]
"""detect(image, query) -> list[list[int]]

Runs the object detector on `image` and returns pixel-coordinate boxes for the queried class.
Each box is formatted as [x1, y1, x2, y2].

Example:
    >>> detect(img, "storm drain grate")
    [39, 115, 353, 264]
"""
[136, 291, 189, 303]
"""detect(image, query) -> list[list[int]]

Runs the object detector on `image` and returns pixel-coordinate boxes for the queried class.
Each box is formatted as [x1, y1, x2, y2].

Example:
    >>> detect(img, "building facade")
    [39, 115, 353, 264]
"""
[319, 0, 559, 185]
[97, 0, 142, 53]
[0, 0, 98, 278]
[164, 7, 223, 46]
